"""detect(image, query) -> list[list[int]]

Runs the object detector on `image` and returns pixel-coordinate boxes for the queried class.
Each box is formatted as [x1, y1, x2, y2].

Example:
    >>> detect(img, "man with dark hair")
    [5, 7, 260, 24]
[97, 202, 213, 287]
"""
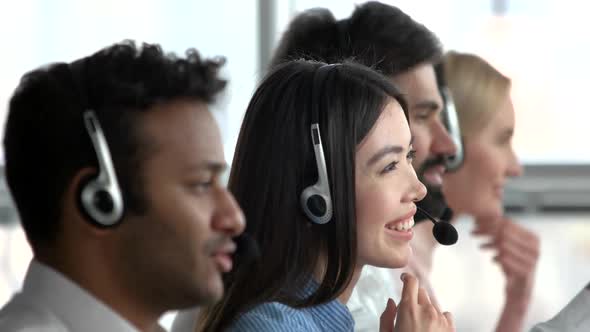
[0, 41, 245, 331]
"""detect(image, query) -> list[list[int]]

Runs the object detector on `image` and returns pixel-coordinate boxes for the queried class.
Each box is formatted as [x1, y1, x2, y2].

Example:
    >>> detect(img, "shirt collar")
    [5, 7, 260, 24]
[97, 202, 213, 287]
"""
[22, 259, 141, 332]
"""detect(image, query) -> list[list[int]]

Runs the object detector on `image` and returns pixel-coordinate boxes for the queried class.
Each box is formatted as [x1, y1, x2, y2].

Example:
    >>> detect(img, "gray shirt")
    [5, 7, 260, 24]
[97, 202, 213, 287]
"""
[530, 283, 590, 332]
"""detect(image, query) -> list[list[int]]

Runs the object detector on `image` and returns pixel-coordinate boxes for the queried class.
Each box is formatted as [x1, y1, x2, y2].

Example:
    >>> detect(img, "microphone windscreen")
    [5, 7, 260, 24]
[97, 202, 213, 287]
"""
[234, 233, 261, 263]
[432, 222, 458, 245]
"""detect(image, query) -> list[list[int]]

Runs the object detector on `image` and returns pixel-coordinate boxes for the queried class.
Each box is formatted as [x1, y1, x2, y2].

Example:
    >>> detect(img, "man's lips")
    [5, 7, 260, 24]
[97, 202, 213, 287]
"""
[422, 165, 446, 187]
[211, 242, 236, 273]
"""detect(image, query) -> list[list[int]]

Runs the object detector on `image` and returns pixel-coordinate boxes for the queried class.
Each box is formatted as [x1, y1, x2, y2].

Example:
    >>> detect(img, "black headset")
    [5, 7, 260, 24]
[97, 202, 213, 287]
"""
[79, 110, 124, 227]
[299, 64, 336, 224]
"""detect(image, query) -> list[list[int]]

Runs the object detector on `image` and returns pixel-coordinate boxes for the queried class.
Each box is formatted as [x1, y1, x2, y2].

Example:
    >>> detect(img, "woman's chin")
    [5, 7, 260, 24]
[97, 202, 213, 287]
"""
[364, 250, 411, 269]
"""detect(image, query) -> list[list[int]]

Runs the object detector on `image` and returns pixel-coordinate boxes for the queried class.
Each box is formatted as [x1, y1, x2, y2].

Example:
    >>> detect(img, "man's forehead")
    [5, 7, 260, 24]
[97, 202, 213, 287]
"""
[138, 100, 225, 162]
[393, 65, 438, 90]
[391, 68, 442, 111]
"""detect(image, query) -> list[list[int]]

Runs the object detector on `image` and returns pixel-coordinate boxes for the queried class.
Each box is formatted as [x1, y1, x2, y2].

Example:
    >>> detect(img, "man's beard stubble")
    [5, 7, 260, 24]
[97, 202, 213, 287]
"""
[415, 155, 449, 222]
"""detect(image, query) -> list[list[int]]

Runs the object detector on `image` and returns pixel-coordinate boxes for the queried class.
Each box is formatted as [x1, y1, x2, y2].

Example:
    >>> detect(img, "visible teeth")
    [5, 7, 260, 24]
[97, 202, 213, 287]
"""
[391, 218, 415, 232]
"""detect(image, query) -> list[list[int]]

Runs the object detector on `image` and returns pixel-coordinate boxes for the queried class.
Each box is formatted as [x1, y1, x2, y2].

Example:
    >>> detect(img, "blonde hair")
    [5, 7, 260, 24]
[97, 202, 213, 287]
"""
[443, 51, 511, 138]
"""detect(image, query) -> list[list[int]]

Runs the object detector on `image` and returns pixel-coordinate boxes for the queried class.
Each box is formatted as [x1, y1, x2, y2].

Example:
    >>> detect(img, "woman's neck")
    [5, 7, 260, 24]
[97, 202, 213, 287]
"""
[313, 253, 362, 305]
[337, 266, 363, 304]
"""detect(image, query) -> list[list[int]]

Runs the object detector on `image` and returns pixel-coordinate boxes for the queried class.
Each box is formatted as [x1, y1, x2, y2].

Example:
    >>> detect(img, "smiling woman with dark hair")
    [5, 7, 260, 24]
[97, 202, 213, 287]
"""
[195, 60, 455, 332]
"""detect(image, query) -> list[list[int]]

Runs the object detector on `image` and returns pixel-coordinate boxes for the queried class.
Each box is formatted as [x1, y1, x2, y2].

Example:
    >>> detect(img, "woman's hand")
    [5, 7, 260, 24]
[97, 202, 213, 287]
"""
[473, 216, 540, 332]
[379, 273, 455, 332]
[473, 216, 539, 305]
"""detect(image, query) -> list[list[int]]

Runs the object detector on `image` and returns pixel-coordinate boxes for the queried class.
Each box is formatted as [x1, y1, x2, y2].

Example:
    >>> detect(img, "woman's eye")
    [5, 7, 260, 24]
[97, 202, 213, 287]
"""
[407, 149, 417, 161]
[381, 161, 399, 174]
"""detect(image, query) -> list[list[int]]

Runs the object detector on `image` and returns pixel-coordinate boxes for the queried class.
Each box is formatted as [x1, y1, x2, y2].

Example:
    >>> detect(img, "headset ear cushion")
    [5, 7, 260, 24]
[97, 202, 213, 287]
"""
[93, 189, 115, 214]
[77, 174, 98, 224]
[306, 194, 327, 217]
[77, 173, 116, 227]
[301, 186, 332, 224]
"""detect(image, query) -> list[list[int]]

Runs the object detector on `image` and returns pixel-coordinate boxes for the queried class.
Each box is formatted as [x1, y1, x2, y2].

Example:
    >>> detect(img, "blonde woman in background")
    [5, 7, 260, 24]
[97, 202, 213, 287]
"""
[440, 51, 540, 332]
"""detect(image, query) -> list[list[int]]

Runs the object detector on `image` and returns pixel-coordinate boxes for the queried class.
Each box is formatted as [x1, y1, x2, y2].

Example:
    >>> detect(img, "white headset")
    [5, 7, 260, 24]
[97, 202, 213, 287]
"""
[299, 64, 336, 224]
[441, 87, 464, 171]
[79, 110, 124, 227]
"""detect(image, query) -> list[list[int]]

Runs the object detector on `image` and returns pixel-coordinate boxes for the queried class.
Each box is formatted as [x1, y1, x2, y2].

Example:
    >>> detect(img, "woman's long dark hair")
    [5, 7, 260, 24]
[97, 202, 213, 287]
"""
[197, 60, 407, 331]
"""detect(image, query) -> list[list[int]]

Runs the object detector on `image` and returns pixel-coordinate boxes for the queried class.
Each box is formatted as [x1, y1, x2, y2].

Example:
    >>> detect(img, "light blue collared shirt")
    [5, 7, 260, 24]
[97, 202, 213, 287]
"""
[228, 280, 354, 332]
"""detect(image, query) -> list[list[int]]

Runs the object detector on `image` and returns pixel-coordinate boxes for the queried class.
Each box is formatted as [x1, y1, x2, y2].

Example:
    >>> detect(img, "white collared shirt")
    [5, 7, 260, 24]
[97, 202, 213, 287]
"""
[0, 259, 141, 332]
